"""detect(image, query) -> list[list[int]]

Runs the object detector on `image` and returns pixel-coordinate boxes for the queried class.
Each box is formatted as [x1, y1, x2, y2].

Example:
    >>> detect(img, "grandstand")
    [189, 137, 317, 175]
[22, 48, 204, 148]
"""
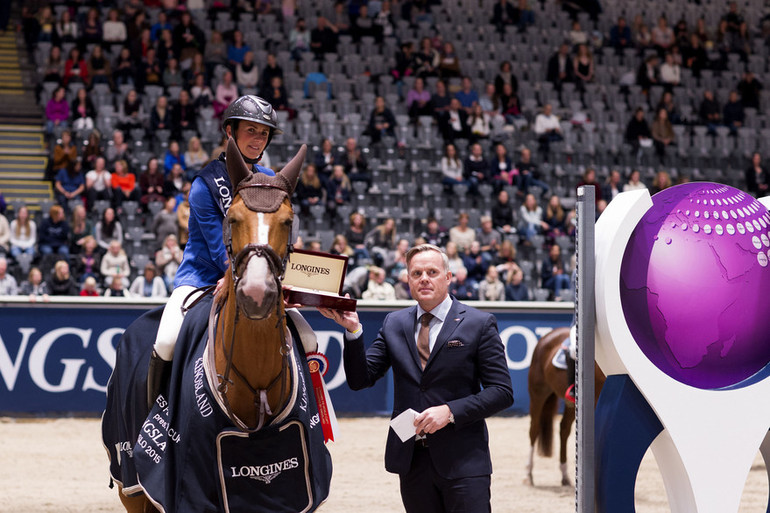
[3, 0, 769, 299]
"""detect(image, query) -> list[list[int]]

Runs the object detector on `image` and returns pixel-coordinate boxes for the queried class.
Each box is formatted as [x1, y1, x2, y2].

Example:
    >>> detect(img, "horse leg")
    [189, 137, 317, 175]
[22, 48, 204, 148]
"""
[118, 486, 156, 513]
[559, 406, 575, 486]
[526, 388, 548, 486]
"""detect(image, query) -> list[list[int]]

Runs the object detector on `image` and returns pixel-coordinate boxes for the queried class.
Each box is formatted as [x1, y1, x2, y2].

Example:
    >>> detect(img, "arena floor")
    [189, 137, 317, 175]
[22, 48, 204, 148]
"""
[0, 416, 766, 512]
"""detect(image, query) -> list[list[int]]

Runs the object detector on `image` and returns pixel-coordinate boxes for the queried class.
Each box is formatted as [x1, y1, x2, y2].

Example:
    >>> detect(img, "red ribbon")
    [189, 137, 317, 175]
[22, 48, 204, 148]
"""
[307, 353, 333, 443]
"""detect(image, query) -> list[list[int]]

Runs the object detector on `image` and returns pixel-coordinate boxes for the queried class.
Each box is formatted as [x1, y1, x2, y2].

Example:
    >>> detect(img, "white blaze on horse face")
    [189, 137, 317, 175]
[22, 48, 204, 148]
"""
[257, 213, 270, 245]
[238, 256, 277, 319]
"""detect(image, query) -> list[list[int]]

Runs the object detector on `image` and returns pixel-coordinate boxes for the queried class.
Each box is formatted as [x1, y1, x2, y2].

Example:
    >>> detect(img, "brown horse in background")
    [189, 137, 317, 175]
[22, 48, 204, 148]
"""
[526, 327, 605, 486]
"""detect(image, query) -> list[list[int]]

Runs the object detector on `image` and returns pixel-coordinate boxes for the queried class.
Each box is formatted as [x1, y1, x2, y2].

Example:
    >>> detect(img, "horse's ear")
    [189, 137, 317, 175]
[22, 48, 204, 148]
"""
[278, 144, 306, 195]
[226, 137, 251, 188]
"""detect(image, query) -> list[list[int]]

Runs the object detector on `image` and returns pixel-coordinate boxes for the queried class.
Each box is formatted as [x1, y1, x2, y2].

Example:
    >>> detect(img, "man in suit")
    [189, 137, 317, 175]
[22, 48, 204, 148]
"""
[319, 244, 513, 512]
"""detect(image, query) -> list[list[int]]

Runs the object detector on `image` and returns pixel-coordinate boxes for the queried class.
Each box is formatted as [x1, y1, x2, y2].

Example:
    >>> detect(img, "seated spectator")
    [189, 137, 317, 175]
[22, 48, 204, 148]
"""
[361, 266, 396, 301]
[87, 44, 112, 89]
[438, 41, 461, 79]
[152, 196, 179, 244]
[338, 138, 370, 185]
[350, 5, 375, 43]
[454, 76, 479, 113]
[289, 18, 311, 61]
[171, 90, 198, 141]
[491, 0, 519, 34]
[204, 29, 227, 77]
[651, 16, 675, 53]
[80, 276, 100, 296]
[623, 169, 647, 192]
[478, 265, 505, 301]
[449, 211, 476, 254]
[258, 53, 284, 93]
[100, 239, 130, 288]
[81, 130, 103, 169]
[52, 128, 78, 178]
[534, 103, 562, 159]
[176, 182, 191, 246]
[162, 57, 184, 89]
[477, 215, 501, 258]
[406, 77, 432, 121]
[324, 165, 352, 214]
[636, 55, 660, 93]
[155, 233, 183, 291]
[9, 205, 36, 259]
[440, 142, 466, 189]
[573, 44, 594, 92]
[699, 90, 722, 134]
[69, 204, 93, 253]
[79, 8, 103, 49]
[656, 90, 681, 124]
[365, 96, 397, 144]
[515, 147, 549, 198]
[163, 163, 186, 198]
[544, 195, 569, 238]
[190, 72, 215, 108]
[439, 98, 470, 142]
[660, 52, 682, 89]
[745, 152, 769, 198]
[55, 10, 78, 44]
[45, 86, 69, 135]
[651, 107, 675, 164]
[48, 259, 78, 296]
[38, 205, 70, 256]
[295, 163, 325, 217]
[163, 140, 186, 176]
[103, 273, 132, 297]
[737, 71, 763, 110]
[85, 156, 113, 208]
[314, 138, 336, 183]
[505, 261, 530, 301]
[104, 129, 132, 168]
[0, 256, 17, 294]
[149, 95, 172, 135]
[184, 137, 208, 179]
[468, 104, 491, 142]
[450, 266, 477, 301]
[41, 45, 64, 83]
[139, 157, 166, 207]
[420, 217, 448, 248]
[498, 81, 522, 124]
[414, 37, 439, 78]
[173, 11, 205, 65]
[546, 43, 574, 92]
[260, 76, 293, 119]
[723, 90, 745, 134]
[683, 33, 708, 78]
[494, 61, 518, 99]
[329, 233, 355, 262]
[19, 267, 49, 301]
[74, 235, 102, 284]
[652, 170, 673, 194]
[112, 46, 136, 89]
[343, 211, 370, 265]
[464, 142, 490, 192]
[488, 142, 514, 189]
[394, 268, 411, 300]
[625, 107, 653, 156]
[365, 217, 398, 267]
[130, 262, 167, 298]
[139, 47, 163, 92]
[462, 240, 489, 283]
[63, 47, 88, 86]
[111, 159, 141, 210]
[431, 79, 452, 120]
[491, 188, 516, 236]
[602, 169, 624, 203]
[102, 8, 127, 50]
[70, 87, 96, 133]
[0, 213, 8, 256]
[610, 16, 633, 53]
[518, 193, 548, 243]
[310, 16, 339, 58]
[213, 70, 238, 118]
[235, 50, 259, 90]
[541, 244, 571, 300]
[94, 207, 123, 251]
[54, 161, 85, 211]
[577, 167, 604, 205]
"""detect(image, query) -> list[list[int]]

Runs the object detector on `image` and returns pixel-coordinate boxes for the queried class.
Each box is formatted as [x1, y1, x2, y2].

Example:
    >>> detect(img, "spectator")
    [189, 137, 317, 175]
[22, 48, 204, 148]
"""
[131, 26, 153, 65]
[438, 41, 461, 79]
[450, 266, 477, 300]
[102, 8, 127, 50]
[213, 71, 238, 118]
[541, 244, 571, 300]
[504, 261, 530, 301]
[19, 267, 49, 302]
[623, 169, 648, 192]
[515, 147, 550, 198]
[295, 163, 325, 217]
[365, 217, 398, 267]
[79, 8, 103, 47]
[171, 90, 198, 141]
[455, 76, 480, 113]
[112, 46, 136, 89]
[45, 86, 69, 135]
[261, 76, 293, 118]
[491, 0, 519, 34]
[573, 44, 594, 92]
[463, 240, 490, 284]
[546, 43, 574, 92]
[365, 96, 397, 144]
[325, 165, 352, 214]
[745, 152, 769, 198]
[392, 41, 416, 85]
[311, 16, 339, 57]
[235, 50, 259, 90]
[9, 205, 36, 259]
[652, 170, 673, 194]
[636, 54, 660, 93]
[204, 29, 227, 78]
[0, 210, 8, 255]
[491, 188, 516, 236]
[70, 87, 96, 133]
[683, 33, 708, 78]
[468, 104, 491, 142]
[577, 167, 603, 205]
[130, 262, 168, 298]
[139, 47, 163, 92]
[488, 142, 514, 189]
[737, 71, 763, 110]
[163, 140, 186, 176]
[420, 217, 448, 248]
[100, 239, 130, 288]
[136, 158, 164, 208]
[163, 163, 186, 199]
[329, 234, 355, 262]
[659, 52, 681, 87]
[440, 142, 466, 189]
[464, 142, 489, 191]
[176, 182, 191, 246]
[48, 259, 78, 296]
[63, 47, 88, 86]
[498, 81, 522, 124]
[544, 195, 569, 237]
[104, 129, 132, 169]
[55, 9, 78, 44]
[479, 82, 501, 118]
[344, 211, 370, 264]
[184, 52, 207, 90]
[74, 235, 102, 285]
[111, 159, 140, 210]
[651, 107, 675, 163]
[87, 44, 112, 89]
[478, 266, 505, 301]
[155, 233, 183, 291]
[439, 97, 470, 142]
[95, 207, 123, 251]
[610, 16, 632, 53]
[518, 193, 548, 243]
[393, 268, 411, 300]
[431, 79, 452, 118]
[289, 18, 311, 61]
[625, 107, 653, 157]
[54, 162, 85, 212]
[69, 204, 93, 253]
[723, 90, 745, 134]
[313, 138, 336, 183]
[80, 276, 100, 296]
[444, 241, 465, 275]
[149, 95, 172, 135]
[494, 60, 518, 98]
[722, 1, 744, 33]
[52, 129, 78, 177]
[602, 169, 624, 203]
[568, 19, 588, 48]
[651, 16, 675, 53]
[157, 28, 176, 67]
[414, 37, 439, 78]
[0, 256, 17, 295]
[81, 130, 103, 169]
[339, 137, 369, 185]
[634, 20, 653, 52]
[85, 156, 113, 208]
[517, 0, 535, 30]
[38, 205, 70, 256]
[361, 266, 396, 301]
[152, 196, 179, 244]
[373, 0, 396, 42]
[104, 273, 132, 297]
[449, 211, 476, 254]
[183, 137, 207, 179]
[405, 77, 432, 121]
[258, 53, 284, 93]
[41, 45, 64, 83]
[173, 11, 205, 64]
[534, 103, 562, 159]
[162, 57, 184, 89]
[190, 72, 214, 108]
[656, 90, 681, 124]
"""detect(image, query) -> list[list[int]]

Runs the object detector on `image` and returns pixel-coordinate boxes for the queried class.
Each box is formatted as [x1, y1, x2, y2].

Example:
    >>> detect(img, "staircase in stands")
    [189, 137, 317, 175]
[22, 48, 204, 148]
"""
[0, 16, 51, 215]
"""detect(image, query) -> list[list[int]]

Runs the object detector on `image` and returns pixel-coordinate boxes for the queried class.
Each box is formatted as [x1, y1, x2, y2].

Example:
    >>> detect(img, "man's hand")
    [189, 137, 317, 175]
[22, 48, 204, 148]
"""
[414, 405, 453, 435]
[318, 294, 360, 333]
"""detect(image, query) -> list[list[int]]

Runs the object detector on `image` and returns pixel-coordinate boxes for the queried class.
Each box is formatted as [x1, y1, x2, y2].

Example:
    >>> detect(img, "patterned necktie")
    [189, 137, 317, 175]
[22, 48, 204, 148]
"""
[417, 313, 434, 369]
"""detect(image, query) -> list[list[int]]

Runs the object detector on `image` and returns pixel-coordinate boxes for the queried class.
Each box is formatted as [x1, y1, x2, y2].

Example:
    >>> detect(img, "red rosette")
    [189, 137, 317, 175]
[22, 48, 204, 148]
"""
[306, 351, 333, 442]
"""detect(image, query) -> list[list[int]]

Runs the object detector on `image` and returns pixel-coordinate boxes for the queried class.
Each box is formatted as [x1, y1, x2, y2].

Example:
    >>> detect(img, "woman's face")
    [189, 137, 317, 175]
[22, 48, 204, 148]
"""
[30, 269, 42, 284]
[104, 208, 115, 223]
[17, 206, 28, 221]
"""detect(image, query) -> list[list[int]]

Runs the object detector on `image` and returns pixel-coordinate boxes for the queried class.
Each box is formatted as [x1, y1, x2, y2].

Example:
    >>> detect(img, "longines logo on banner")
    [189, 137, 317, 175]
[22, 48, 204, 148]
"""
[230, 457, 300, 484]
[289, 262, 331, 278]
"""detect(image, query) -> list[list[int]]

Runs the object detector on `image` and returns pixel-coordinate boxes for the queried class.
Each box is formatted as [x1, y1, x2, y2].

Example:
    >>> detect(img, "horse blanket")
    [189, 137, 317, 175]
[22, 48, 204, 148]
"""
[102, 295, 332, 513]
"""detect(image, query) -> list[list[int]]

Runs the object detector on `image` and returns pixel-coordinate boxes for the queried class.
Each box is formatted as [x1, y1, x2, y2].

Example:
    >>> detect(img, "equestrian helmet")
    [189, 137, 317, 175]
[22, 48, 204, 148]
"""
[221, 95, 283, 136]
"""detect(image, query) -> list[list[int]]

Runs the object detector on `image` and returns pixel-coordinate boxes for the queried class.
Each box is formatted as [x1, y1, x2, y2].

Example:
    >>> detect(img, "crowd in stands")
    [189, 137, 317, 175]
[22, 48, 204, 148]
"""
[3, 0, 770, 301]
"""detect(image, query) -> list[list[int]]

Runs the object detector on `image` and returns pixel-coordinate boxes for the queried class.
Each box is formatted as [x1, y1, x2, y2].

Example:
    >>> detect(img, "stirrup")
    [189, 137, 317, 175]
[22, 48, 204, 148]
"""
[565, 384, 576, 404]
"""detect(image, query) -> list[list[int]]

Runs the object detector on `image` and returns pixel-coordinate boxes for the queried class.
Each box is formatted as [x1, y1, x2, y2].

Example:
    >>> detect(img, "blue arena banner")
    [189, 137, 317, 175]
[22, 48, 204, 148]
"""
[0, 299, 572, 415]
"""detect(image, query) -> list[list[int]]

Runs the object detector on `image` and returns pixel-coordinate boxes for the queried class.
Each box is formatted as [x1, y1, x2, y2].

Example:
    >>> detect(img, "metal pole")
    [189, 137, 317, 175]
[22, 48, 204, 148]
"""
[576, 185, 596, 513]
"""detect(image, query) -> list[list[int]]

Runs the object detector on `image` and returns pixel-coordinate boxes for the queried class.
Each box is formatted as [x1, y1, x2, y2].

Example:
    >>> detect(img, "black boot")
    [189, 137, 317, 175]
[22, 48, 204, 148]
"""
[147, 350, 171, 410]
[565, 352, 576, 404]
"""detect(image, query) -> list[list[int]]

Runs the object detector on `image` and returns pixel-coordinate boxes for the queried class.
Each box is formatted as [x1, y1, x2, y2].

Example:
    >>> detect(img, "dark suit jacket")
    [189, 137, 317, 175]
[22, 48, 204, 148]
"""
[343, 298, 513, 479]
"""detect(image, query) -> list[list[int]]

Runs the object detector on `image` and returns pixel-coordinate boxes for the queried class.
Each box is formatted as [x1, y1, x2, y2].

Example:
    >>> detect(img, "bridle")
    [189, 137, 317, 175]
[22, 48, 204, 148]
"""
[214, 184, 295, 432]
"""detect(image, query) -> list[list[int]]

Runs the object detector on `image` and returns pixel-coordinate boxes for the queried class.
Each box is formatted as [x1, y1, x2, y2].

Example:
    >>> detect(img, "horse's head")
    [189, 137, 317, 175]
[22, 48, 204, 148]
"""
[223, 137, 305, 320]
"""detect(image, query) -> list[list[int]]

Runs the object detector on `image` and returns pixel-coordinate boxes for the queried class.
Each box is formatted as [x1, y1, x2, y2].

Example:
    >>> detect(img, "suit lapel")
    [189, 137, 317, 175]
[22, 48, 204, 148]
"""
[425, 299, 465, 370]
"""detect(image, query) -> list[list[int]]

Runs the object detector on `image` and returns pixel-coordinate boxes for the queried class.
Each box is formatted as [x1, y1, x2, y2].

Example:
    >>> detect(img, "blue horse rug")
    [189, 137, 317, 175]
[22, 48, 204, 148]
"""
[102, 295, 332, 513]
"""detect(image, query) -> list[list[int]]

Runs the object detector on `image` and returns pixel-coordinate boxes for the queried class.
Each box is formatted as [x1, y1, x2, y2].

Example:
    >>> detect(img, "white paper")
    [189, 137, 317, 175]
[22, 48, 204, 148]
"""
[390, 408, 419, 442]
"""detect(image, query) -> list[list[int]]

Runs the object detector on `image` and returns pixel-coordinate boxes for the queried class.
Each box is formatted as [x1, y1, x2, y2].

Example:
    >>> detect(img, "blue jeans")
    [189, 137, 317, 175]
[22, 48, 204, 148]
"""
[10, 246, 35, 259]
[39, 244, 69, 256]
[545, 274, 571, 298]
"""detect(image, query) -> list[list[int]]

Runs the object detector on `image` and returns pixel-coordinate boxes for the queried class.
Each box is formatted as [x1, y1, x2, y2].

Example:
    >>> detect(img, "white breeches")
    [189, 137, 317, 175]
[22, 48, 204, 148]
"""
[153, 285, 205, 361]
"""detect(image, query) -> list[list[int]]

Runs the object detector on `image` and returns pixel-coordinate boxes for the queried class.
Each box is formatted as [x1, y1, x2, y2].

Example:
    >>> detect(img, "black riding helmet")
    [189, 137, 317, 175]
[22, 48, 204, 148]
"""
[221, 95, 283, 164]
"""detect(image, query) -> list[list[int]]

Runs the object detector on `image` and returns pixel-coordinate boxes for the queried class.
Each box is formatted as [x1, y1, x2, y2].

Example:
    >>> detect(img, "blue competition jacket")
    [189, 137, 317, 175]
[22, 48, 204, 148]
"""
[175, 154, 274, 288]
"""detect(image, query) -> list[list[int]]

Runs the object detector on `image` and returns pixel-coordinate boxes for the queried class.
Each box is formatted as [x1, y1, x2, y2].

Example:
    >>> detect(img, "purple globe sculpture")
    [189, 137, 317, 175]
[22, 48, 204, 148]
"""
[620, 183, 770, 389]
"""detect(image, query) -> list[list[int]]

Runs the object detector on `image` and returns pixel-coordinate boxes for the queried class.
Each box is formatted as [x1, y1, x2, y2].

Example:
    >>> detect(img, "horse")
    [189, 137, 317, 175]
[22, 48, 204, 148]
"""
[526, 327, 605, 487]
[103, 138, 332, 513]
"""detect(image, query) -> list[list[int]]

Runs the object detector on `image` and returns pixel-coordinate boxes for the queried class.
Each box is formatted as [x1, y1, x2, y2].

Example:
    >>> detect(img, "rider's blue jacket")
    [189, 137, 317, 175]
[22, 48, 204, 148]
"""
[174, 154, 275, 288]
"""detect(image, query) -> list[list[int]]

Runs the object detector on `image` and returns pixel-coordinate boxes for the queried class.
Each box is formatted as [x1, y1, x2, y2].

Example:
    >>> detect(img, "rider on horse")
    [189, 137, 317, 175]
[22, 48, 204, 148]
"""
[147, 95, 282, 408]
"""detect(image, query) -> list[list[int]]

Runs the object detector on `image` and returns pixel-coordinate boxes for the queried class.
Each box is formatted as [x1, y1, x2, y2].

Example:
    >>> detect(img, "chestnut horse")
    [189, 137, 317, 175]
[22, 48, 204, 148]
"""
[108, 139, 328, 512]
[526, 327, 605, 486]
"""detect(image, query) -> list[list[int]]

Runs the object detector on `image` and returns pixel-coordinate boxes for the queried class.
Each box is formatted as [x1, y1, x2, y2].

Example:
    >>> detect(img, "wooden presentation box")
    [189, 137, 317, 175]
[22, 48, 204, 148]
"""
[283, 249, 357, 311]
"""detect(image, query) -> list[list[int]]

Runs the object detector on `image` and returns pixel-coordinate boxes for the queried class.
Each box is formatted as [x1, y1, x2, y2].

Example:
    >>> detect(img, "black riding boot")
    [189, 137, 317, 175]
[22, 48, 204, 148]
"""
[147, 350, 171, 410]
[565, 353, 576, 403]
